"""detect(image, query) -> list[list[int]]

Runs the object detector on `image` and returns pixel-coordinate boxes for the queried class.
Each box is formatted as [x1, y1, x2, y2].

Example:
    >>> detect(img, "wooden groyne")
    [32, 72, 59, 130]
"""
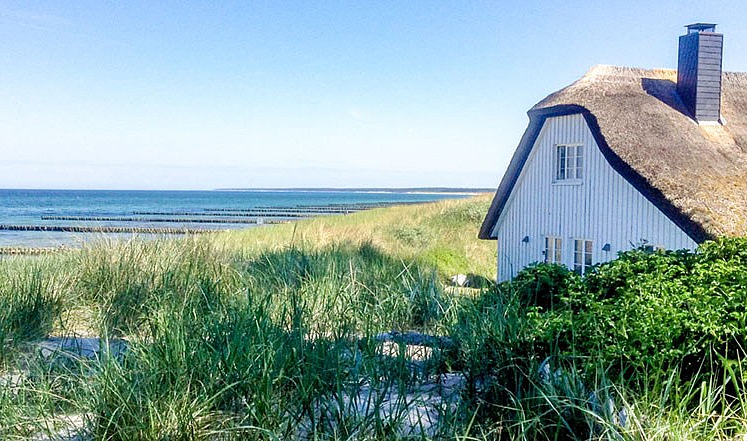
[266, 202, 417, 209]
[0, 225, 211, 234]
[132, 211, 313, 218]
[40, 216, 289, 225]
[205, 207, 361, 214]
[205, 201, 424, 214]
[0, 246, 65, 255]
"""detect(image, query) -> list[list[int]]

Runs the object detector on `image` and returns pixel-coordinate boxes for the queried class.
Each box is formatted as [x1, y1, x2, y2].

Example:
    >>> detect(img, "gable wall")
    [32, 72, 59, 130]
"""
[492, 113, 698, 281]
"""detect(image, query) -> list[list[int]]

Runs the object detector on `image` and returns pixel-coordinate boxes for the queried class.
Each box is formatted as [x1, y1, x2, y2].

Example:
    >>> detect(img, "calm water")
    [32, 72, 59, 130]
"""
[0, 189, 469, 248]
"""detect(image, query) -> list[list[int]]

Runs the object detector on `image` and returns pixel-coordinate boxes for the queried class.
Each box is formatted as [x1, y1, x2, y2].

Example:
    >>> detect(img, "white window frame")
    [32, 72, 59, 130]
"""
[555, 144, 584, 182]
[573, 238, 593, 275]
[543, 236, 563, 264]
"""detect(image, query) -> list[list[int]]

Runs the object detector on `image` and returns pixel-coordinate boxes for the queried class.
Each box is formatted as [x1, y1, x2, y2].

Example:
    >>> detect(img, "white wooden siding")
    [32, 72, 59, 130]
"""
[492, 113, 698, 281]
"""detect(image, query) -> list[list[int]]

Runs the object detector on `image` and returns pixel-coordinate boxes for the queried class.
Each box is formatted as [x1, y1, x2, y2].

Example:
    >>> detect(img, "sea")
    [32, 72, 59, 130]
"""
[0, 189, 475, 249]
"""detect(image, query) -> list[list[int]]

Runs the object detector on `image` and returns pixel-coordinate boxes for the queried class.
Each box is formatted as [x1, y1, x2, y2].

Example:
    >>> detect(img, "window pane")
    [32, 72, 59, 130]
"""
[555, 145, 583, 181]
[557, 146, 566, 180]
[585, 240, 593, 253]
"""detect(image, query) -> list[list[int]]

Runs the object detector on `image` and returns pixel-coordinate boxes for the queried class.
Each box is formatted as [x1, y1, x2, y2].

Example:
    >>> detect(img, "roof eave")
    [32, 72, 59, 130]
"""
[479, 104, 713, 244]
[478, 105, 581, 239]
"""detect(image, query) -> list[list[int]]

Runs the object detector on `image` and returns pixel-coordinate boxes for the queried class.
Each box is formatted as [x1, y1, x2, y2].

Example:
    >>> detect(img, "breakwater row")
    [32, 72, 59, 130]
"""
[0, 190, 465, 250]
[3, 202, 394, 242]
[41, 216, 289, 225]
[132, 211, 314, 218]
[0, 225, 211, 234]
[206, 207, 361, 214]
[0, 246, 64, 255]
[204, 201, 419, 214]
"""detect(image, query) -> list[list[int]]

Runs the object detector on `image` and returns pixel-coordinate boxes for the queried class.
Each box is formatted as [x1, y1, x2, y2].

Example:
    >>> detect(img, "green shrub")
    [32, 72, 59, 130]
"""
[451, 238, 747, 437]
[510, 262, 580, 310]
[482, 240, 747, 388]
[569, 240, 747, 387]
[572, 249, 697, 376]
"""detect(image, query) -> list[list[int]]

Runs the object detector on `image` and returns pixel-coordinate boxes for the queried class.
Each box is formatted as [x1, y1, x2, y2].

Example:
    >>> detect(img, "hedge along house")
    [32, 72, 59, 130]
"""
[480, 24, 747, 282]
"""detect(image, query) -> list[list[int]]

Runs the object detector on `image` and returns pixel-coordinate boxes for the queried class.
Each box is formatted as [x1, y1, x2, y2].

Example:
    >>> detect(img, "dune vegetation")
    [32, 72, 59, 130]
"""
[2, 194, 747, 440]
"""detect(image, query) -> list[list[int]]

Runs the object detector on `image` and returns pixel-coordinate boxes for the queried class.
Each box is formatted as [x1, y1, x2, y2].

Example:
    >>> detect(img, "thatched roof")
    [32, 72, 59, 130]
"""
[480, 65, 747, 241]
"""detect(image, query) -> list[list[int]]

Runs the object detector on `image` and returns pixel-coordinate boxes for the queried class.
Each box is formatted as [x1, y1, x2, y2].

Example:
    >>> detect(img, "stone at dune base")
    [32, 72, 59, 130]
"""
[449, 273, 493, 289]
[37, 337, 128, 361]
[449, 274, 469, 287]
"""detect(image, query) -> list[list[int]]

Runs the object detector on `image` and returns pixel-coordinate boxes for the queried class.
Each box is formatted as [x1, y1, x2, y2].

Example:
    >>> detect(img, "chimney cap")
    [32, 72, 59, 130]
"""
[685, 23, 717, 34]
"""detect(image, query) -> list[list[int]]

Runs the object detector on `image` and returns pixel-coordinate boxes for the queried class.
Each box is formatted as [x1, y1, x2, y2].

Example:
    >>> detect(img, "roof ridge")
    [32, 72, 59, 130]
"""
[582, 65, 677, 81]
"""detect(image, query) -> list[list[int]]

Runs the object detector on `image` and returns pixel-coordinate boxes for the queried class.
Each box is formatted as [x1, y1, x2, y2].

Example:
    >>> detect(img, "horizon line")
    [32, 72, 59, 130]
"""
[0, 186, 496, 193]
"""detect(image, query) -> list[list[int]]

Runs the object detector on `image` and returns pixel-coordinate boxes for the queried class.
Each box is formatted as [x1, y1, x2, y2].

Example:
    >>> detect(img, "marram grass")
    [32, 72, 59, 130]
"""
[1, 196, 747, 440]
[213, 194, 496, 279]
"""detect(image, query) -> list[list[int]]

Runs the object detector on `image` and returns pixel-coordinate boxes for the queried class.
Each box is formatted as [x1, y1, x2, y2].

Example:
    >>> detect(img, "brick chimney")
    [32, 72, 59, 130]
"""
[677, 23, 723, 123]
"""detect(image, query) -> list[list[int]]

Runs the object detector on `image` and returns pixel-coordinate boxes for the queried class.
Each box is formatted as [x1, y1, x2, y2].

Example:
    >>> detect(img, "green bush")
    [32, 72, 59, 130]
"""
[572, 248, 697, 376]
[449, 238, 747, 438]
[510, 262, 580, 310]
[456, 238, 747, 400]
[572, 239, 747, 386]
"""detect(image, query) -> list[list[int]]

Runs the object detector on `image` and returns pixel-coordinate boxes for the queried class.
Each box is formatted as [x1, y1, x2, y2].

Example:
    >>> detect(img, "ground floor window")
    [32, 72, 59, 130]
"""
[544, 236, 562, 264]
[574, 239, 593, 274]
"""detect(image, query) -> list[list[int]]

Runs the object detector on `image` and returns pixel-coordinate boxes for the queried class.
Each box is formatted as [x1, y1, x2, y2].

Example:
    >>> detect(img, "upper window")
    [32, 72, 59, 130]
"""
[556, 144, 583, 181]
[544, 236, 562, 264]
[573, 239, 593, 274]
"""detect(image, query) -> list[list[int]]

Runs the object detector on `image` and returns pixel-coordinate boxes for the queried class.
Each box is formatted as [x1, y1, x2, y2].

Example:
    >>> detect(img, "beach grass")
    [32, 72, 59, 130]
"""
[2, 195, 747, 440]
[213, 194, 496, 279]
[0, 195, 492, 439]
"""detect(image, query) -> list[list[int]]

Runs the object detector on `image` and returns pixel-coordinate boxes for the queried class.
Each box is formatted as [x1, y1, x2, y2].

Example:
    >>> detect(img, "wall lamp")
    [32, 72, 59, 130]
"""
[522, 236, 530, 243]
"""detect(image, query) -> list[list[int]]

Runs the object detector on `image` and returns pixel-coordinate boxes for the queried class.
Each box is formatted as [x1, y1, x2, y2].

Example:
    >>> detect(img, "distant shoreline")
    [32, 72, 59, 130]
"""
[0, 188, 494, 195]
[215, 187, 494, 195]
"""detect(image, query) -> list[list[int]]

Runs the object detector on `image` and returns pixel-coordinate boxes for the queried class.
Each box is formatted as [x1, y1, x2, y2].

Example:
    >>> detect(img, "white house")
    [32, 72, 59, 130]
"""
[480, 24, 747, 281]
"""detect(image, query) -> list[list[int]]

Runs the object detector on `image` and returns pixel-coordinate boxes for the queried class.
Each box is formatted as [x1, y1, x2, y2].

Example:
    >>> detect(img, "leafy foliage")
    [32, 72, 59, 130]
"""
[442, 238, 747, 439]
[455, 238, 747, 409]
[510, 262, 580, 310]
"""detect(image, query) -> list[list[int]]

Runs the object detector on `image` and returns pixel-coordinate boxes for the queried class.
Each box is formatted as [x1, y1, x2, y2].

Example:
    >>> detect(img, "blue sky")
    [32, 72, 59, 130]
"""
[2, 0, 746, 190]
